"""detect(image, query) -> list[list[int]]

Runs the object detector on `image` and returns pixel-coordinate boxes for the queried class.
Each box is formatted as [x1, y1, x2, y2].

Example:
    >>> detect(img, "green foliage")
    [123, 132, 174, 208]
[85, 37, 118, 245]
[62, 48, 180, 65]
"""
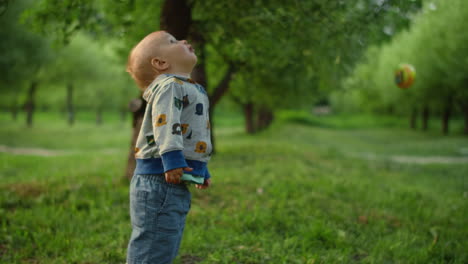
[0, 0, 52, 108]
[1, 112, 467, 263]
[339, 0, 468, 115]
[198, 0, 422, 109]
[25, 0, 103, 45]
[0, 0, 138, 112]
[40, 33, 137, 111]
[3, 0, 163, 113]
[18, 0, 424, 114]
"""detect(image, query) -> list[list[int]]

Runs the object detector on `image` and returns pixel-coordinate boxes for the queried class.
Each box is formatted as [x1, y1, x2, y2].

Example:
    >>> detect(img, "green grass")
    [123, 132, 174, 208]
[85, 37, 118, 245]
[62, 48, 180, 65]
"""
[277, 110, 466, 133]
[0, 111, 467, 263]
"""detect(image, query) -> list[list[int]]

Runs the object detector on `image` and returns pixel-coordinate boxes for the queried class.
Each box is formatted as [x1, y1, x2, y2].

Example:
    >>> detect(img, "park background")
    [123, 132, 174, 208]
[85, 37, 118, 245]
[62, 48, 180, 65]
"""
[1, 0, 467, 263]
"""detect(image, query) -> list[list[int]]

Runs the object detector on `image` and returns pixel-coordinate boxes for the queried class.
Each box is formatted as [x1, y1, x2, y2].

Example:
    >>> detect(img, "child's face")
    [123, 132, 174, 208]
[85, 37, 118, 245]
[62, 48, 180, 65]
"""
[156, 32, 197, 72]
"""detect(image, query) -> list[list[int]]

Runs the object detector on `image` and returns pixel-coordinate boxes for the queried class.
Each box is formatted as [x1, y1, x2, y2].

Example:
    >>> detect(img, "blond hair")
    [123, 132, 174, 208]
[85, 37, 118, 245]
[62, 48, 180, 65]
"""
[126, 31, 165, 91]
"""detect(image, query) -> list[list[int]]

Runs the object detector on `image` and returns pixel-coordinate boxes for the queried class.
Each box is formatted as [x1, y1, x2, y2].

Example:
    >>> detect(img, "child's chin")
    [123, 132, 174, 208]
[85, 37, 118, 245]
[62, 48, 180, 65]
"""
[190, 55, 198, 65]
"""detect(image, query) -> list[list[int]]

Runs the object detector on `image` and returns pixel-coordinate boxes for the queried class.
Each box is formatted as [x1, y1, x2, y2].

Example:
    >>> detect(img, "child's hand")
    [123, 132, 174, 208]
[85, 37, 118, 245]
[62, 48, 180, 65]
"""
[165, 167, 193, 184]
[195, 178, 211, 190]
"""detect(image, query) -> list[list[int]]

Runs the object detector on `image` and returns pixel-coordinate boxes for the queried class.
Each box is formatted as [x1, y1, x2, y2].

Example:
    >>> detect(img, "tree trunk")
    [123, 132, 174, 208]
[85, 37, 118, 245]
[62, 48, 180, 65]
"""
[422, 105, 429, 131]
[256, 107, 274, 131]
[461, 102, 468, 135]
[124, 0, 236, 177]
[410, 107, 417, 129]
[190, 23, 214, 152]
[256, 109, 264, 131]
[120, 108, 127, 123]
[208, 106, 216, 155]
[190, 27, 207, 88]
[160, 0, 191, 40]
[208, 64, 236, 108]
[441, 96, 453, 135]
[124, 0, 193, 180]
[162, 0, 236, 153]
[207, 64, 236, 152]
[67, 83, 74, 126]
[25, 81, 38, 128]
[96, 107, 103, 126]
[11, 103, 18, 121]
[265, 109, 274, 129]
[244, 102, 255, 134]
[125, 97, 147, 180]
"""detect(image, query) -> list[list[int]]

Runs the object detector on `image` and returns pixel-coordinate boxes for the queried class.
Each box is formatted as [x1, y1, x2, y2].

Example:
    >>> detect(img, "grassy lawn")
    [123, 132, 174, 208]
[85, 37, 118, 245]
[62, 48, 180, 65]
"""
[0, 111, 467, 263]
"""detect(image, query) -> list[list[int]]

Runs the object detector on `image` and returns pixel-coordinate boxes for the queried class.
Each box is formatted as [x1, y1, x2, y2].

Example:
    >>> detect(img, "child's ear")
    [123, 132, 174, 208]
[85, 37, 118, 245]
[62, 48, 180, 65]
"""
[151, 57, 169, 71]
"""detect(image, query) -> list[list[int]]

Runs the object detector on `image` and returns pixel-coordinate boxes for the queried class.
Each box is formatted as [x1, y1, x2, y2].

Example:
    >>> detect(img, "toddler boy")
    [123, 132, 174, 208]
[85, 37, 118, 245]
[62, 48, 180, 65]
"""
[125, 31, 212, 264]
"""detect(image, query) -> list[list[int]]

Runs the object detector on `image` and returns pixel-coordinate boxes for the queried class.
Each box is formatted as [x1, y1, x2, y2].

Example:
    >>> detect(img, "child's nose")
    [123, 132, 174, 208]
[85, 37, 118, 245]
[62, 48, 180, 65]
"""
[180, 40, 188, 44]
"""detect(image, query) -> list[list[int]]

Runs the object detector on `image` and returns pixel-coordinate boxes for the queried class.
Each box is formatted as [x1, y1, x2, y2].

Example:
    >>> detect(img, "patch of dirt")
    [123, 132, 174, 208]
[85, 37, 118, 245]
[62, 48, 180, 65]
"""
[4, 182, 45, 198]
[0, 243, 8, 255]
[180, 254, 204, 264]
[0, 145, 121, 156]
[0, 145, 68, 157]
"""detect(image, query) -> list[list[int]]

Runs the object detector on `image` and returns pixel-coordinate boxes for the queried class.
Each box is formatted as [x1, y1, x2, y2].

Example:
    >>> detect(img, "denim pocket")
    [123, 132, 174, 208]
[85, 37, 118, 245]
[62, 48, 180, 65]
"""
[130, 175, 168, 230]
[145, 184, 169, 232]
[130, 190, 148, 228]
[156, 186, 191, 234]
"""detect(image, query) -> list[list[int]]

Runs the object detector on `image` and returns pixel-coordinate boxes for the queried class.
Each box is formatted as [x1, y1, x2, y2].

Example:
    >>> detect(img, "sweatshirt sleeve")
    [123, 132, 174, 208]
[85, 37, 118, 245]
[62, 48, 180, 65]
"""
[151, 81, 188, 172]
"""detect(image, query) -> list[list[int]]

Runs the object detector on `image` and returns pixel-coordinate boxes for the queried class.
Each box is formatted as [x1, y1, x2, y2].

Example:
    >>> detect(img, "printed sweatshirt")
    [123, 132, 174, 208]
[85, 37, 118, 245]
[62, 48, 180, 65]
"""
[134, 74, 212, 179]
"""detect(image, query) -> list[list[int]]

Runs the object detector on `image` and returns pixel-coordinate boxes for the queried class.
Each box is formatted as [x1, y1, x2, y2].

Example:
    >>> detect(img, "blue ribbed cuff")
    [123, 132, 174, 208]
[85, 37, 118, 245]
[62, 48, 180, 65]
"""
[161, 150, 188, 172]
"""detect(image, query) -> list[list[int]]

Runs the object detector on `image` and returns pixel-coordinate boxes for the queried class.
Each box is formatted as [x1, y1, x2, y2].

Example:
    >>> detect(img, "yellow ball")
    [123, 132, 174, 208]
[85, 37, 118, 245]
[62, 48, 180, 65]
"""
[394, 64, 416, 89]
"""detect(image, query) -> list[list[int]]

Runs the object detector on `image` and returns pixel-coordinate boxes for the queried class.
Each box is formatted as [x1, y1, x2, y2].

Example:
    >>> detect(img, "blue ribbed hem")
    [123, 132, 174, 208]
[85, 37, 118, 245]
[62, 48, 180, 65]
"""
[135, 158, 164, 175]
[135, 158, 211, 179]
[161, 150, 188, 172]
[186, 160, 211, 179]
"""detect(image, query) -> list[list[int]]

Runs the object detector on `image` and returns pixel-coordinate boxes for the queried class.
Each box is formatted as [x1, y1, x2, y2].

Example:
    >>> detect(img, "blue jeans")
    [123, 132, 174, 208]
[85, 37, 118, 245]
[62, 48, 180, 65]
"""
[126, 174, 191, 264]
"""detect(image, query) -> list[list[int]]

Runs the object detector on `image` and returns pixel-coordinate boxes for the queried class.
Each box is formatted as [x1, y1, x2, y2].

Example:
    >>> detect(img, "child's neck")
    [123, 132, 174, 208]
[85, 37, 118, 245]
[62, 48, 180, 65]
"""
[163, 69, 192, 79]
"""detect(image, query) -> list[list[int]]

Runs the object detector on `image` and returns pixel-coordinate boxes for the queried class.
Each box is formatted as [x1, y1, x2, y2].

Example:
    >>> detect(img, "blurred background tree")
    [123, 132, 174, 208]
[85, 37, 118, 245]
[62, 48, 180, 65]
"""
[1, 0, 466, 179]
[17, 0, 424, 131]
[0, 0, 52, 126]
[336, 0, 468, 134]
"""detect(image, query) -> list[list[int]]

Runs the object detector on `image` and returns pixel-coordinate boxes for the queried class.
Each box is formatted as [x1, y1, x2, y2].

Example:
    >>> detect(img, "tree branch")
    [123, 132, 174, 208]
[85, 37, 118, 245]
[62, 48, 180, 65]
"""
[209, 63, 236, 107]
[229, 93, 243, 105]
[0, 0, 9, 16]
